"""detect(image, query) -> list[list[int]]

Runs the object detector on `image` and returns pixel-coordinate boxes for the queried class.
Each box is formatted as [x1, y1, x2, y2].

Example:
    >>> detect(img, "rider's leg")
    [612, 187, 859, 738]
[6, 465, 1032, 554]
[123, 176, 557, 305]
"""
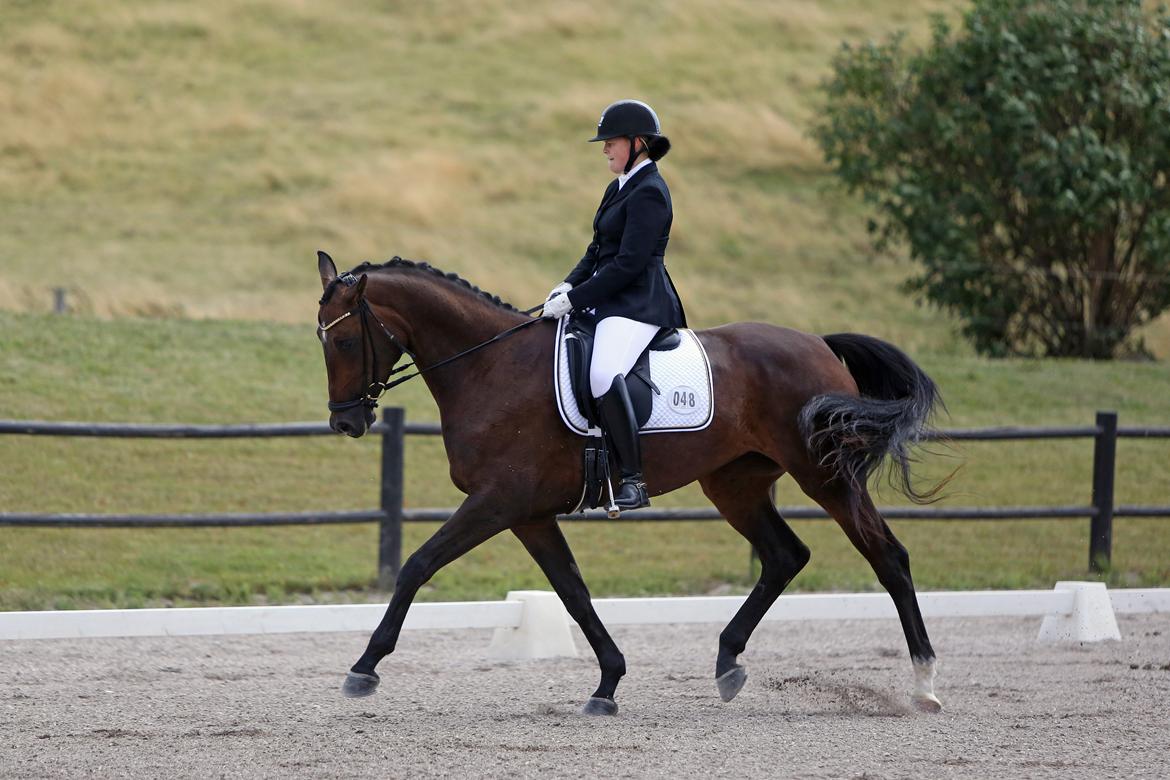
[588, 317, 660, 398]
[597, 375, 648, 509]
[590, 317, 659, 509]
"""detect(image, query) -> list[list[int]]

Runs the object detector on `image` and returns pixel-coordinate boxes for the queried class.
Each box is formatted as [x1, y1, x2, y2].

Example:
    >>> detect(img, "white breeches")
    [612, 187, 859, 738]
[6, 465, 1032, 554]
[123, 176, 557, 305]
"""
[589, 316, 661, 398]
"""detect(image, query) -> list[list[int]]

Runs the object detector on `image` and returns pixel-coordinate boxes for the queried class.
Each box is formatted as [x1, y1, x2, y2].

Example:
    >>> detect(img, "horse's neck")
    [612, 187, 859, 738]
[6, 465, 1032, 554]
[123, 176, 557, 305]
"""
[371, 272, 525, 401]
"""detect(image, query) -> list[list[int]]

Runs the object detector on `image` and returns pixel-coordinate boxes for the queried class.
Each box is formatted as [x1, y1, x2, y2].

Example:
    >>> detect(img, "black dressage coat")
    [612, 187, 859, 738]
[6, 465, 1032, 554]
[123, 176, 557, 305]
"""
[563, 162, 687, 328]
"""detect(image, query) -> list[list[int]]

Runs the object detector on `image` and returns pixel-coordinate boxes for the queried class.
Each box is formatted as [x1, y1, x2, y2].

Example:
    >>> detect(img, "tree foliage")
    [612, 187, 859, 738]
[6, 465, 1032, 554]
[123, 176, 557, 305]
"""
[814, 0, 1170, 358]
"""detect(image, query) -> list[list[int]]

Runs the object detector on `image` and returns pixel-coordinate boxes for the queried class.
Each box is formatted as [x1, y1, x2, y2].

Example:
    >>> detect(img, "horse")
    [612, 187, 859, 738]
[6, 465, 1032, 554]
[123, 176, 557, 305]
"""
[315, 250, 946, 715]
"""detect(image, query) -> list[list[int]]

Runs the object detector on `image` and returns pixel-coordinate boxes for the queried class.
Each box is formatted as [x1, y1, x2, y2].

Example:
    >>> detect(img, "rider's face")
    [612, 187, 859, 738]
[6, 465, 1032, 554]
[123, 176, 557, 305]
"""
[603, 137, 631, 175]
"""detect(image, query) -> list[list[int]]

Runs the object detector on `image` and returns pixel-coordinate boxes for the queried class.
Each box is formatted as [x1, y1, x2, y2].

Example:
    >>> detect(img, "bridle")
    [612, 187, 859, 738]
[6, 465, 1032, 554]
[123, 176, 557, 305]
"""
[318, 292, 417, 412]
[318, 273, 544, 413]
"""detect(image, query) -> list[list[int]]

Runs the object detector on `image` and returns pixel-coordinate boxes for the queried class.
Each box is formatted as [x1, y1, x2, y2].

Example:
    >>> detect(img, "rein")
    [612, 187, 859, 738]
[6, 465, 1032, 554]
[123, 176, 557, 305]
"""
[319, 287, 545, 412]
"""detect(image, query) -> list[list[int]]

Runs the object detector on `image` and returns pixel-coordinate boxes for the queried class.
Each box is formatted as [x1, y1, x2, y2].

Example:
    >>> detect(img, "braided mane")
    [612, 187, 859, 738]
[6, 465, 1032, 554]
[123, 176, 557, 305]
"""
[321, 256, 521, 312]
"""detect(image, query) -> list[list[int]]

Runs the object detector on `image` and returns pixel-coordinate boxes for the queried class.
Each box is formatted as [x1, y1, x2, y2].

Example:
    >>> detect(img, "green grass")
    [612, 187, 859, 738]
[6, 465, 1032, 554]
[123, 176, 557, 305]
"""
[1, 311, 1168, 610]
[4, 519, 1168, 611]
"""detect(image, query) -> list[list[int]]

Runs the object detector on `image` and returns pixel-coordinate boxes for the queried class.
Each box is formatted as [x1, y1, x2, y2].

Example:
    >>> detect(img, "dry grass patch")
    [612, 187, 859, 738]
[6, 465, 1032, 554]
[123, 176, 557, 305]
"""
[0, 58, 112, 157]
[490, 1, 621, 42]
[677, 102, 823, 172]
[327, 150, 479, 229]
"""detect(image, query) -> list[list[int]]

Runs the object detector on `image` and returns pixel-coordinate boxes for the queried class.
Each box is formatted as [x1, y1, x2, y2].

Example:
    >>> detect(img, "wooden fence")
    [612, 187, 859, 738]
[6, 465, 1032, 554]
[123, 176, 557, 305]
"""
[2, 410, 1168, 587]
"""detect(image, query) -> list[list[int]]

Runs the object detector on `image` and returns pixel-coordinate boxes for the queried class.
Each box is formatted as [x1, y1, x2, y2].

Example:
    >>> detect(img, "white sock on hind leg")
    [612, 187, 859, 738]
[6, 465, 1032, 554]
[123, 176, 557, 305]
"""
[912, 658, 942, 710]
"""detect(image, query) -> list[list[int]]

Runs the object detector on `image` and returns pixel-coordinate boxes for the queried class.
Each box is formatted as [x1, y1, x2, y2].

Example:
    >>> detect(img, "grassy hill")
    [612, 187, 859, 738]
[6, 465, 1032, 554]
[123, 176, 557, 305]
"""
[5, 0, 1167, 354]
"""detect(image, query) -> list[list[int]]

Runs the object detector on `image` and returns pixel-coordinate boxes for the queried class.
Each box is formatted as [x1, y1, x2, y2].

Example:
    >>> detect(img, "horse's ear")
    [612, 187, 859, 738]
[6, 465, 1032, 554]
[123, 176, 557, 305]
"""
[318, 250, 337, 290]
[354, 273, 368, 298]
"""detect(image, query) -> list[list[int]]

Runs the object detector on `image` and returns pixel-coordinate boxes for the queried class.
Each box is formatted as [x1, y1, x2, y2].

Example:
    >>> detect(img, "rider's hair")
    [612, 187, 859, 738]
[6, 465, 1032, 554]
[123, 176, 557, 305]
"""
[645, 135, 671, 162]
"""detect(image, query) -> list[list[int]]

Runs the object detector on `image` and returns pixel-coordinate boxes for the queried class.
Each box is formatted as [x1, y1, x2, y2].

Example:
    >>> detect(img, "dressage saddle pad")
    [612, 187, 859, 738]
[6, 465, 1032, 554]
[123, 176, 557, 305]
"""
[553, 316, 714, 436]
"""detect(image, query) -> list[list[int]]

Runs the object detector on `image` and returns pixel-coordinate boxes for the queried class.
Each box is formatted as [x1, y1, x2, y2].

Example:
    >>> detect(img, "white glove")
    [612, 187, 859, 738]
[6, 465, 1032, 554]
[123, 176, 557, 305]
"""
[545, 282, 573, 303]
[542, 291, 573, 319]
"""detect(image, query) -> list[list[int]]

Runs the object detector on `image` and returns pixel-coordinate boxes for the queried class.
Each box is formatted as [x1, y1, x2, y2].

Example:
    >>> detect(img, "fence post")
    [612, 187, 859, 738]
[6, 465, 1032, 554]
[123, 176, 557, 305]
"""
[1089, 410, 1118, 573]
[378, 407, 405, 589]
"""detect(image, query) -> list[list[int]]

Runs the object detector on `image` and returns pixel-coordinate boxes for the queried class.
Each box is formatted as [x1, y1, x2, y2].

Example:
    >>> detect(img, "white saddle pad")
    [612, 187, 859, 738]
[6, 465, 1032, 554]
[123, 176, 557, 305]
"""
[553, 317, 715, 436]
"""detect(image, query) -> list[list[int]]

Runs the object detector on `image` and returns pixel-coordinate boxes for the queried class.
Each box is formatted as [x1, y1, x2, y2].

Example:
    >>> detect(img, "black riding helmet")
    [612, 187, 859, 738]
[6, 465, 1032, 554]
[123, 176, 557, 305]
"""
[589, 99, 671, 173]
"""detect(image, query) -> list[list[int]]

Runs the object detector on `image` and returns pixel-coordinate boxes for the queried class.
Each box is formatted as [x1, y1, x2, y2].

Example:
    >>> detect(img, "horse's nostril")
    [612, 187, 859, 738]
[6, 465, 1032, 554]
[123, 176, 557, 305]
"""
[336, 419, 354, 435]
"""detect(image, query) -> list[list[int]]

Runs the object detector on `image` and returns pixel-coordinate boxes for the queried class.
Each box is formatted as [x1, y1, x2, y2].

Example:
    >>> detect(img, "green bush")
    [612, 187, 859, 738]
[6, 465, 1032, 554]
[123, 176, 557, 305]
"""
[814, 0, 1170, 358]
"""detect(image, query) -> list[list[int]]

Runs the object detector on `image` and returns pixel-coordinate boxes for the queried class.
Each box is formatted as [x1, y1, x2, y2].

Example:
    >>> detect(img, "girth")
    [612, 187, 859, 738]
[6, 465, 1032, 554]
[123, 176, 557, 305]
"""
[563, 312, 681, 429]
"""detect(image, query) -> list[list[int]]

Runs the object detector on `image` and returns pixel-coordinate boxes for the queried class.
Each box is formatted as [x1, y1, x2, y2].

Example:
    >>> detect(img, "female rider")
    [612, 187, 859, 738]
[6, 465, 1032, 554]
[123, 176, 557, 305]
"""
[542, 99, 687, 511]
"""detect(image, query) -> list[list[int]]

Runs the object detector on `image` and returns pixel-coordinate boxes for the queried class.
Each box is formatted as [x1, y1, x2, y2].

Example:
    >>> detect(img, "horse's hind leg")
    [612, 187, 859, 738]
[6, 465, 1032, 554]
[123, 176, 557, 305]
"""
[699, 454, 811, 703]
[511, 521, 626, 716]
[795, 475, 941, 712]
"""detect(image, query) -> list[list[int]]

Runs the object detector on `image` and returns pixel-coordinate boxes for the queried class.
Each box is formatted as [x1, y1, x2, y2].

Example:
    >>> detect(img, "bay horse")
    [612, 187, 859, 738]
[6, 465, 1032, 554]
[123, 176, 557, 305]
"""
[315, 251, 945, 715]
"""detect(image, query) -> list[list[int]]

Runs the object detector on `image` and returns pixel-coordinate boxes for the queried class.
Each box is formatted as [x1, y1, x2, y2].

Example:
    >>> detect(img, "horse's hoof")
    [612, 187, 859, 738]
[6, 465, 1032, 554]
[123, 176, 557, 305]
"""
[342, 671, 380, 698]
[912, 693, 942, 713]
[581, 697, 618, 716]
[716, 665, 747, 702]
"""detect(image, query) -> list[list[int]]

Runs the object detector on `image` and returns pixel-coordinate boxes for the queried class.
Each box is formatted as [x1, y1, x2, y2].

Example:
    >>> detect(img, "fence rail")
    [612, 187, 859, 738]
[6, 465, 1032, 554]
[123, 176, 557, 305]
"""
[0, 420, 443, 438]
[3, 409, 1168, 586]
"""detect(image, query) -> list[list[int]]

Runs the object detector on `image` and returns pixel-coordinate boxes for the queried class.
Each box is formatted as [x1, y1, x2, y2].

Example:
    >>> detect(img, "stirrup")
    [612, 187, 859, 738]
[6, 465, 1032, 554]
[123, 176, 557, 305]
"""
[604, 472, 621, 519]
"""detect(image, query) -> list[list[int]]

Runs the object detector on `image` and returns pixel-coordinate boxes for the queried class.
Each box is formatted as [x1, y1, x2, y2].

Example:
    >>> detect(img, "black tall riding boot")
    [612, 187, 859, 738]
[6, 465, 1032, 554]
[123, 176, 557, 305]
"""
[596, 375, 650, 510]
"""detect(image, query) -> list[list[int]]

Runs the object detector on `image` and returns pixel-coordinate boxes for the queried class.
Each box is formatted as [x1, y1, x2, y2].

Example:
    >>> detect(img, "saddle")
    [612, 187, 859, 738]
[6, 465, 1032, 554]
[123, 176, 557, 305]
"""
[562, 312, 681, 430]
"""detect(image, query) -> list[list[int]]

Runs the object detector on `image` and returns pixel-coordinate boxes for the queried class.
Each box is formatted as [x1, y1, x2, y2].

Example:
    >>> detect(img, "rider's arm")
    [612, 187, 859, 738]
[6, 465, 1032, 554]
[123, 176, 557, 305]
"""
[564, 240, 599, 287]
[567, 185, 669, 311]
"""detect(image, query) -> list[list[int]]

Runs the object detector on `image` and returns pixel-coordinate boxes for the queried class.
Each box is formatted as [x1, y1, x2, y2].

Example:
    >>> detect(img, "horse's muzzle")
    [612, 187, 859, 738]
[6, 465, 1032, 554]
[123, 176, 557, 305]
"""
[330, 407, 375, 438]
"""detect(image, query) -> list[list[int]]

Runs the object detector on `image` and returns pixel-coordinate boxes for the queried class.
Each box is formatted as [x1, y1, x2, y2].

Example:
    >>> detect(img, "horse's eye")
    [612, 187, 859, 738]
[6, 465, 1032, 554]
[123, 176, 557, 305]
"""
[337, 337, 359, 351]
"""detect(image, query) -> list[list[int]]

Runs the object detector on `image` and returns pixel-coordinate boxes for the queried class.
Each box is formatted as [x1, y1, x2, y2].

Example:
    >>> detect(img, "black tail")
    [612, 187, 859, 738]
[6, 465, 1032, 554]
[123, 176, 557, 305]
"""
[798, 333, 946, 511]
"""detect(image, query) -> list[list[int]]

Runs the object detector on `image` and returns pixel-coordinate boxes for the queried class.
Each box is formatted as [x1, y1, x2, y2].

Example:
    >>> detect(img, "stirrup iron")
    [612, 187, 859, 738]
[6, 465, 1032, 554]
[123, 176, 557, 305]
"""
[600, 433, 621, 518]
[605, 474, 621, 519]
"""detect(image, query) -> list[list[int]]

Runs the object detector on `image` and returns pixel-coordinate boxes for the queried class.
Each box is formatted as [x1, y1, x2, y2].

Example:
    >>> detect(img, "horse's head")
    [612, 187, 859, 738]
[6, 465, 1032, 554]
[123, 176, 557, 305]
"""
[316, 250, 407, 438]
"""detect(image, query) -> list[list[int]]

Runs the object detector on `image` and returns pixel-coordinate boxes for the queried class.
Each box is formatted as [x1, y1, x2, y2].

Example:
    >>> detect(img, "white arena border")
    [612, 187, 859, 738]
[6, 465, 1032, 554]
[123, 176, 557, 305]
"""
[3, 583, 1167, 654]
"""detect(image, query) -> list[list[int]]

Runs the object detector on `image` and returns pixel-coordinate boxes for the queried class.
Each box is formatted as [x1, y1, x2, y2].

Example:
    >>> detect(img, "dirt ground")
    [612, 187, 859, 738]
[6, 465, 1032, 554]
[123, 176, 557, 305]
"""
[2, 613, 1168, 779]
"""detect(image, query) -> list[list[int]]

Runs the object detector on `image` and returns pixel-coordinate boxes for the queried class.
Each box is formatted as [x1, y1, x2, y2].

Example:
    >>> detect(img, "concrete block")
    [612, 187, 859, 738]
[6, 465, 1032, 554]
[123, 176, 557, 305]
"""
[1038, 581, 1122, 643]
[487, 591, 578, 660]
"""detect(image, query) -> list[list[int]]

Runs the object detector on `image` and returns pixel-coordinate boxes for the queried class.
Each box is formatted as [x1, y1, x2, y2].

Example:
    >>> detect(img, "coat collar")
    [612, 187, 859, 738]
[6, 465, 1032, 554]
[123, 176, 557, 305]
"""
[598, 161, 657, 215]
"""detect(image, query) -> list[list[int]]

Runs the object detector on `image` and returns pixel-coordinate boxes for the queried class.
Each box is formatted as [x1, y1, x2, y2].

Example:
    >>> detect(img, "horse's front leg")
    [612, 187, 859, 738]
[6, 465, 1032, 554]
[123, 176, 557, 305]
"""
[511, 520, 626, 715]
[342, 494, 512, 697]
